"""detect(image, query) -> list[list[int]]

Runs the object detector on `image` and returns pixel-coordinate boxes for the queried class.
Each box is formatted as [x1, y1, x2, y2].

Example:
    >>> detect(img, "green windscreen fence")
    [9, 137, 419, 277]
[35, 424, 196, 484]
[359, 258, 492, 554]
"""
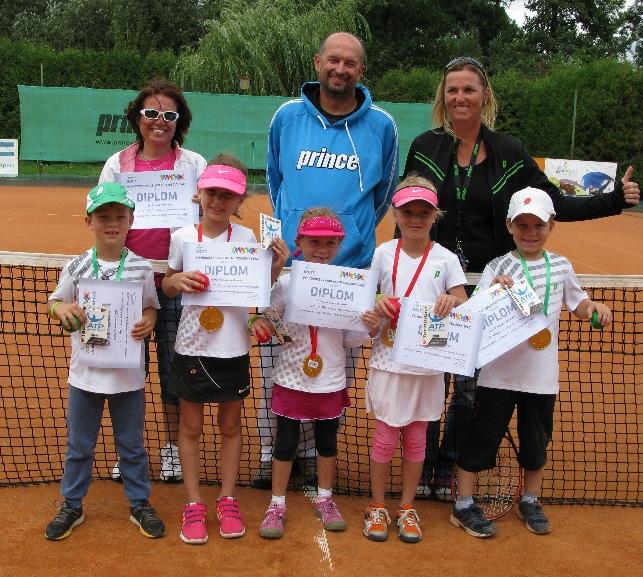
[18, 86, 431, 170]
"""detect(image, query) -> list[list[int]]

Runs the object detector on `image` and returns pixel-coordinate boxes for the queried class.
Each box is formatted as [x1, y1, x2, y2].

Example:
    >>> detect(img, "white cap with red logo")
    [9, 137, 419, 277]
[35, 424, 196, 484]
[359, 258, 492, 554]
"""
[507, 187, 556, 222]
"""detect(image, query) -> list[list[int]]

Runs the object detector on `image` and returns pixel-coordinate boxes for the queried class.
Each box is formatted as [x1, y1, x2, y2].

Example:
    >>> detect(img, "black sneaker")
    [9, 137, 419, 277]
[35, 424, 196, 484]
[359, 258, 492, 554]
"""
[130, 501, 166, 538]
[45, 502, 84, 540]
[450, 503, 496, 538]
[517, 500, 551, 535]
[251, 460, 272, 490]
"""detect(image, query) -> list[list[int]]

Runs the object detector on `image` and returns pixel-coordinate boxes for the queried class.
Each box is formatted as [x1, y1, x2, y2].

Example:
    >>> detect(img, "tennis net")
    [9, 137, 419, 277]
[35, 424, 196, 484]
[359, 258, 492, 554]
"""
[0, 251, 640, 506]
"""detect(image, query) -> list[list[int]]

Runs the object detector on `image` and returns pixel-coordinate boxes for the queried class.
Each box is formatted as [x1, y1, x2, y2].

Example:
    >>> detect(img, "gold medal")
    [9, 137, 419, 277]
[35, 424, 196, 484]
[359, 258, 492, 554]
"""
[302, 354, 323, 377]
[381, 325, 395, 348]
[529, 328, 551, 350]
[199, 307, 224, 332]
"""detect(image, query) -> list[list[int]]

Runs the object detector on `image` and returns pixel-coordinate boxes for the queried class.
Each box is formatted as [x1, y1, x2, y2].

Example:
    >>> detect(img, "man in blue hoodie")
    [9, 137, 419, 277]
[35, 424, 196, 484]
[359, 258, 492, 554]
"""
[253, 33, 399, 489]
[267, 31, 399, 268]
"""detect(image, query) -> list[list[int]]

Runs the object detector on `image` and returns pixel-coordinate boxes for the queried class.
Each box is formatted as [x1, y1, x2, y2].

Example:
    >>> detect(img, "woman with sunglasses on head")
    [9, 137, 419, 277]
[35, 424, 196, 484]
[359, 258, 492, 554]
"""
[404, 56, 640, 502]
[100, 79, 207, 484]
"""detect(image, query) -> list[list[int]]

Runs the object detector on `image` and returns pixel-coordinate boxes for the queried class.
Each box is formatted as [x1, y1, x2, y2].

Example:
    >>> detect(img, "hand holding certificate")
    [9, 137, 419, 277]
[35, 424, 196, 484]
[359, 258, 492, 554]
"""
[181, 241, 272, 308]
[115, 169, 198, 229]
[77, 279, 143, 368]
[392, 298, 483, 377]
[285, 261, 377, 331]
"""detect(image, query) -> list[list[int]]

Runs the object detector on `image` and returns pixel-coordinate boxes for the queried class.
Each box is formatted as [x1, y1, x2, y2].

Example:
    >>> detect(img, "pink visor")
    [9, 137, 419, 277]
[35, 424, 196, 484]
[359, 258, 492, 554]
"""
[392, 186, 439, 209]
[296, 216, 345, 238]
[197, 164, 246, 195]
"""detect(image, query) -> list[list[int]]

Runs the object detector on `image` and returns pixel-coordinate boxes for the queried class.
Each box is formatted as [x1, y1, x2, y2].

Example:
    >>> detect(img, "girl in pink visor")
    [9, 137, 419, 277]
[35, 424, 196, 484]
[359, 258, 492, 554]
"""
[363, 174, 468, 543]
[250, 207, 380, 539]
[162, 154, 288, 544]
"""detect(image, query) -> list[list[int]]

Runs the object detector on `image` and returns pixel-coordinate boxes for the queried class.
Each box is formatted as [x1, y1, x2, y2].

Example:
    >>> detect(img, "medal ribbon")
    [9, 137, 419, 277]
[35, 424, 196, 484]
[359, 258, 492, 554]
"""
[516, 249, 551, 315]
[390, 238, 432, 330]
[198, 223, 232, 243]
[308, 326, 319, 359]
[392, 238, 432, 297]
[91, 247, 127, 281]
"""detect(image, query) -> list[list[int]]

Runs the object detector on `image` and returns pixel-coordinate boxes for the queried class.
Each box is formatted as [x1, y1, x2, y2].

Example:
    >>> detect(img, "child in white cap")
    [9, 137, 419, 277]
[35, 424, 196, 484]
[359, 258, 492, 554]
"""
[451, 186, 612, 538]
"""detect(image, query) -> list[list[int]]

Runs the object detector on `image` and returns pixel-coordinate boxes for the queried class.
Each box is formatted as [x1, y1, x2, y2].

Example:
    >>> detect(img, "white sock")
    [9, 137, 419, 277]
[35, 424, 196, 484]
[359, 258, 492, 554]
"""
[316, 487, 332, 502]
[521, 491, 538, 504]
[455, 496, 474, 510]
[271, 495, 286, 506]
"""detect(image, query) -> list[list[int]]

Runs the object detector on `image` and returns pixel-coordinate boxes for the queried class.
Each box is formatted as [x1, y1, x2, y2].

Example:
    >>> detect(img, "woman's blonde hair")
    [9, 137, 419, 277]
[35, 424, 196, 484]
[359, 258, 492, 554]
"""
[432, 61, 498, 138]
[394, 173, 444, 220]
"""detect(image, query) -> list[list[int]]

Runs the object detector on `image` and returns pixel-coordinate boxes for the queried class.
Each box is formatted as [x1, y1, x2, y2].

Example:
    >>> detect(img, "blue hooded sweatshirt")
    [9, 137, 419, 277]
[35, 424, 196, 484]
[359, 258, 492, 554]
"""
[267, 82, 399, 268]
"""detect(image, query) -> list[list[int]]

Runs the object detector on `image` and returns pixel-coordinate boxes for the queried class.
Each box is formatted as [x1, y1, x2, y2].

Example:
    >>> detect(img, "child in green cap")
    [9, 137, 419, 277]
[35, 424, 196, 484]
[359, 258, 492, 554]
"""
[44, 182, 166, 541]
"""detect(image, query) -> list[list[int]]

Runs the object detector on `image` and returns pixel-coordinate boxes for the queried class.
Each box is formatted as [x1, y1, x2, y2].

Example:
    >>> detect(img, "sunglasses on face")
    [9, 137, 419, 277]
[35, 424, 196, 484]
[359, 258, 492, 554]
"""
[139, 108, 180, 122]
[444, 57, 486, 76]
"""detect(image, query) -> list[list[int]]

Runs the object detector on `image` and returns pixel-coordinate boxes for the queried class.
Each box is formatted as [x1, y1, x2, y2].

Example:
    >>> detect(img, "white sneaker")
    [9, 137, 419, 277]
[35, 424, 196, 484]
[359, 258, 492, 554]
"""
[111, 460, 122, 482]
[160, 443, 182, 482]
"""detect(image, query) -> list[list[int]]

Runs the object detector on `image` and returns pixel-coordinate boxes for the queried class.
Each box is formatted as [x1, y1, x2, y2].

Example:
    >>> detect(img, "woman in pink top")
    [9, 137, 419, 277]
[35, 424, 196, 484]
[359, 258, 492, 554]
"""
[100, 80, 207, 482]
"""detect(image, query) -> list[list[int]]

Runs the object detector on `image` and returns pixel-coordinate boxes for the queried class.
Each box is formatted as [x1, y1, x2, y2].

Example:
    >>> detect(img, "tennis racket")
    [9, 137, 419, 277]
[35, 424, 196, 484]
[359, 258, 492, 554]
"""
[452, 432, 523, 520]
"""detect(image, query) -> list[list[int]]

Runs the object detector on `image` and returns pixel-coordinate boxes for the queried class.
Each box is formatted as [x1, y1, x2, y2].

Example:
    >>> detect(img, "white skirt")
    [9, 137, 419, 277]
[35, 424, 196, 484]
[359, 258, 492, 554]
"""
[365, 368, 446, 427]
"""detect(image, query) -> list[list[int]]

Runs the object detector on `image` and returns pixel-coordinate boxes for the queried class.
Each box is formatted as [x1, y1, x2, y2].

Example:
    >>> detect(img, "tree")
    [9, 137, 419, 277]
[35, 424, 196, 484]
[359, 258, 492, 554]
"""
[361, 0, 518, 81]
[522, 0, 630, 60]
[174, 0, 368, 96]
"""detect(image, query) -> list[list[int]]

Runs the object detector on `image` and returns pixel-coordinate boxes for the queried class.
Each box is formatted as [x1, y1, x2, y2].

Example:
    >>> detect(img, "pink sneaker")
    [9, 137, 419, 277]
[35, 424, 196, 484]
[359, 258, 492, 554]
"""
[314, 497, 347, 531]
[180, 502, 208, 544]
[216, 497, 245, 538]
[259, 502, 286, 539]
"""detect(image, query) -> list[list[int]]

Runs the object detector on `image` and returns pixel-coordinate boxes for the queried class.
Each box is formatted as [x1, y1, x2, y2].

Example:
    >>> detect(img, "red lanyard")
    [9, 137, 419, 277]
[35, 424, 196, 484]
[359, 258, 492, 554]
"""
[198, 223, 232, 243]
[391, 238, 432, 297]
[308, 326, 318, 359]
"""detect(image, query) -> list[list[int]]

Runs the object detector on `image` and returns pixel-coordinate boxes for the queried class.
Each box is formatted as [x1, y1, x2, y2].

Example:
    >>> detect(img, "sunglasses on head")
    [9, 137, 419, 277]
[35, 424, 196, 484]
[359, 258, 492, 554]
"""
[139, 108, 180, 122]
[444, 57, 486, 76]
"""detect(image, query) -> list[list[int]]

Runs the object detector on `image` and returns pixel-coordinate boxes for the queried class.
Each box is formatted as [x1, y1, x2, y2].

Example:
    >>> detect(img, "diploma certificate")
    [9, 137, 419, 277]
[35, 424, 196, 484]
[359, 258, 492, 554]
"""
[461, 284, 550, 367]
[284, 261, 377, 331]
[392, 299, 483, 377]
[181, 242, 272, 308]
[115, 169, 198, 229]
[77, 279, 143, 368]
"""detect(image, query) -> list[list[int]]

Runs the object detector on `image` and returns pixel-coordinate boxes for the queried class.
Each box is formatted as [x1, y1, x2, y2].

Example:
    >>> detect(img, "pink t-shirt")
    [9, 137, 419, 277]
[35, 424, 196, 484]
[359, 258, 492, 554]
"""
[126, 150, 177, 285]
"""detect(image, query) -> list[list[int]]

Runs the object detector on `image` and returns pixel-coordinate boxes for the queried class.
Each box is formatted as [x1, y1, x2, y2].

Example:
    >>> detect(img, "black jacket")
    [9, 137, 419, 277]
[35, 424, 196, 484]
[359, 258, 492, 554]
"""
[403, 125, 627, 268]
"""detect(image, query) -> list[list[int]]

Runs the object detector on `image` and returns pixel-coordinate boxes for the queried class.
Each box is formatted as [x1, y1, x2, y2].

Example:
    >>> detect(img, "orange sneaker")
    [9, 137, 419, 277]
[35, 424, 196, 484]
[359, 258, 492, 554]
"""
[397, 504, 422, 543]
[363, 503, 390, 542]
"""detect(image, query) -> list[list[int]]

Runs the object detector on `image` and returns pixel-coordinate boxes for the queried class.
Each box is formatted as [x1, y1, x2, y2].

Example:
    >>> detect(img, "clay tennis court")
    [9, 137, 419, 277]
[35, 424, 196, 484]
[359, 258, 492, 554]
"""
[1, 184, 641, 577]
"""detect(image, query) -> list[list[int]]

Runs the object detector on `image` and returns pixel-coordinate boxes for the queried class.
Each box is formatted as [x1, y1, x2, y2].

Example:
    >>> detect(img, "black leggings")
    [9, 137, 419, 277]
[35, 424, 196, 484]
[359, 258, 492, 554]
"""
[273, 415, 340, 461]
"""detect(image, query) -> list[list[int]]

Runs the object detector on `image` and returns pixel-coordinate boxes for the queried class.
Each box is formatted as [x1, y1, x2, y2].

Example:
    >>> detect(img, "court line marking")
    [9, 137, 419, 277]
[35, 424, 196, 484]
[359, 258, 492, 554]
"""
[304, 486, 334, 575]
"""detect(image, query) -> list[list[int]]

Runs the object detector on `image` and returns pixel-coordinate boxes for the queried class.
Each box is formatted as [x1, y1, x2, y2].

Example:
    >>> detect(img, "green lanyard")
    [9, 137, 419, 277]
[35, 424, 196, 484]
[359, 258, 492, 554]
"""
[91, 247, 127, 281]
[452, 131, 483, 202]
[516, 248, 550, 315]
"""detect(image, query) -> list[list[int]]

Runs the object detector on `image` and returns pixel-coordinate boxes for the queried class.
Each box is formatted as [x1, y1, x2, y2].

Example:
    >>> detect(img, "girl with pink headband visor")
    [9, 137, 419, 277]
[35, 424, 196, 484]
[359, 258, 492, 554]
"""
[362, 174, 468, 544]
[250, 207, 380, 540]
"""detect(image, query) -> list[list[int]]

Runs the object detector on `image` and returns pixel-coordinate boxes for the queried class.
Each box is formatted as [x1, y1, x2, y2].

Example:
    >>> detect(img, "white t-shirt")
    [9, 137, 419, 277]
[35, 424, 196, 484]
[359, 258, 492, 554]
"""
[477, 251, 588, 394]
[369, 240, 467, 375]
[267, 274, 368, 393]
[49, 248, 160, 394]
[168, 223, 255, 358]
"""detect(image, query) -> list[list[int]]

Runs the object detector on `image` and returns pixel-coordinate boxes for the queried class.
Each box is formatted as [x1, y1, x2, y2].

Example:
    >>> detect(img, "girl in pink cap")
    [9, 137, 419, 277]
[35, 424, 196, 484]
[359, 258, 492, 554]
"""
[363, 175, 468, 544]
[162, 154, 289, 544]
[249, 207, 380, 539]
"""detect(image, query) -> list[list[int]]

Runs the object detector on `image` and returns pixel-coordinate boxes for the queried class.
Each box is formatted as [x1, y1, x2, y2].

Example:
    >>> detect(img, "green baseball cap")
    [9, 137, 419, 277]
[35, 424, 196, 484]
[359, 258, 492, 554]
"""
[86, 182, 135, 214]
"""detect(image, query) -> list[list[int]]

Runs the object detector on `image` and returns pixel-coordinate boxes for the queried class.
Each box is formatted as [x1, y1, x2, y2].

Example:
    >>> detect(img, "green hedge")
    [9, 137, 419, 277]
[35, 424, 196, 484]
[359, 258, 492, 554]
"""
[0, 38, 177, 140]
[374, 60, 642, 175]
[4, 39, 641, 176]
